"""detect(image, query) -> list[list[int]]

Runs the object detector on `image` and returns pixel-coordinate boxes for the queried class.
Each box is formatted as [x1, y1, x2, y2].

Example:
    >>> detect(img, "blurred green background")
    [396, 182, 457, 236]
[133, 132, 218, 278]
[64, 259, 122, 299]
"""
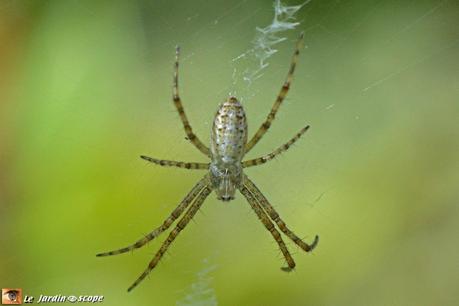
[1, 0, 459, 305]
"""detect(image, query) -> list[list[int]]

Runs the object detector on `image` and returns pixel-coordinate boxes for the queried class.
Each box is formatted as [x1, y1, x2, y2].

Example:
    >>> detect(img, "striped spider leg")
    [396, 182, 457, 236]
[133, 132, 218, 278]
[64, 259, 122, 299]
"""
[239, 183, 296, 271]
[244, 31, 305, 154]
[241, 175, 319, 254]
[172, 46, 211, 157]
[96, 176, 208, 258]
[97, 32, 318, 292]
[126, 182, 213, 292]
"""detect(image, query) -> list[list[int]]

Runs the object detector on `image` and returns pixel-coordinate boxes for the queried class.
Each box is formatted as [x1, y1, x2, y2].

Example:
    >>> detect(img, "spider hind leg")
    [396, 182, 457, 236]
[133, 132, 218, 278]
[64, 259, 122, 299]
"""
[173, 46, 210, 157]
[245, 32, 304, 153]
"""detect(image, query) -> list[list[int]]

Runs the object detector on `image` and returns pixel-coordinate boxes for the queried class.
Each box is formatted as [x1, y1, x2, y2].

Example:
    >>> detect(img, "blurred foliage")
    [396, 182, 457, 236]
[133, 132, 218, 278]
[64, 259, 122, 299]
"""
[1, 0, 458, 305]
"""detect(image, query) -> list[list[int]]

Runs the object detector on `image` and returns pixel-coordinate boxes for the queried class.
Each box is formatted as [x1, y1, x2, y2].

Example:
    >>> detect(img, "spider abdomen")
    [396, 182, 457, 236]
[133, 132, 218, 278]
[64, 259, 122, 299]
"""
[209, 96, 247, 201]
[210, 96, 248, 164]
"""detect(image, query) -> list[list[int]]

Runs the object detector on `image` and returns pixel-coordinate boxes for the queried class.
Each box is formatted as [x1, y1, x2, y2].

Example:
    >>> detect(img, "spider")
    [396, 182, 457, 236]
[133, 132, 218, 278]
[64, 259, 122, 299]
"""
[97, 32, 319, 292]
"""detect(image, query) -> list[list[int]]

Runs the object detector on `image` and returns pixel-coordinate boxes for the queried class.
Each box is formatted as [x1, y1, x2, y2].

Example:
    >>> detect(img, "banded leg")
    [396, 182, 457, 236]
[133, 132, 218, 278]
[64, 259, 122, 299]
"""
[173, 46, 211, 157]
[239, 184, 296, 271]
[141, 155, 209, 170]
[242, 125, 310, 168]
[96, 176, 208, 257]
[127, 185, 212, 292]
[243, 175, 319, 252]
[245, 32, 305, 154]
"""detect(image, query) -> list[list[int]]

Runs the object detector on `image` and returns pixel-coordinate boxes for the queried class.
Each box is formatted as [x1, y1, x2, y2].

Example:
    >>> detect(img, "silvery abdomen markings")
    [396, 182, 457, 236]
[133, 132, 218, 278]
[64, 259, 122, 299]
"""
[211, 97, 248, 165]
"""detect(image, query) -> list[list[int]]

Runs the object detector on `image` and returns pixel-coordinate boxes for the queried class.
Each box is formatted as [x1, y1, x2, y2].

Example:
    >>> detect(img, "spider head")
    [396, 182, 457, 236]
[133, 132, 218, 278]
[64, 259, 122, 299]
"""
[209, 163, 241, 202]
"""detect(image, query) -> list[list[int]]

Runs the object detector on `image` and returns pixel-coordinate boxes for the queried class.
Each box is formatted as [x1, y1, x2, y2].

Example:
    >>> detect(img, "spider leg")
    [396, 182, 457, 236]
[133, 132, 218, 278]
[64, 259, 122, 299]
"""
[96, 176, 208, 257]
[243, 175, 319, 252]
[141, 155, 209, 170]
[127, 184, 212, 292]
[245, 32, 304, 154]
[173, 46, 211, 157]
[242, 125, 310, 168]
[239, 184, 296, 271]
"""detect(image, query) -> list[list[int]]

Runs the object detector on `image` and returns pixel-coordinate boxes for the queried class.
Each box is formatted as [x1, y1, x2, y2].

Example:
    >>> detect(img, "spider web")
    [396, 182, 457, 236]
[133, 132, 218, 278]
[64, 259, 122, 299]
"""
[231, 0, 309, 92]
[176, 258, 218, 306]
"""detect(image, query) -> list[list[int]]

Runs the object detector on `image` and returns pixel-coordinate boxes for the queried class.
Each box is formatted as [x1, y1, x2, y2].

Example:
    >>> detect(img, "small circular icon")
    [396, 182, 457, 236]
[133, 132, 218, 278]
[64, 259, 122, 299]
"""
[67, 295, 77, 303]
[2, 289, 22, 304]
[6, 290, 18, 301]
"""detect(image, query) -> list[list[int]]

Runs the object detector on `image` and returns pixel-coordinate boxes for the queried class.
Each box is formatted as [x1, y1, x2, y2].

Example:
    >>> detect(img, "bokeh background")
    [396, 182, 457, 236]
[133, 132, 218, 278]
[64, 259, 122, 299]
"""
[1, 0, 459, 305]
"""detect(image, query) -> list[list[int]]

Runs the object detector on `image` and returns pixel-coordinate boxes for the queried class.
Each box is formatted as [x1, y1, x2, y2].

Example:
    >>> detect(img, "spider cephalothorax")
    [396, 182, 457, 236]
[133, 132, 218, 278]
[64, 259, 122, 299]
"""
[209, 161, 242, 201]
[97, 32, 319, 292]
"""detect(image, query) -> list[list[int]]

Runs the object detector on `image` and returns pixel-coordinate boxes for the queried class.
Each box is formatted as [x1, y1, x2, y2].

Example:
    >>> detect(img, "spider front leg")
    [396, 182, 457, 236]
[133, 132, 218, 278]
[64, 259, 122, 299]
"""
[245, 32, 304, 153]
[127, 184, 213, 292]
[173, 46, 211, 157]
[239, 184, 296, 271]
[96, 176, 208, 257]
[243, 175, 319, 252]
